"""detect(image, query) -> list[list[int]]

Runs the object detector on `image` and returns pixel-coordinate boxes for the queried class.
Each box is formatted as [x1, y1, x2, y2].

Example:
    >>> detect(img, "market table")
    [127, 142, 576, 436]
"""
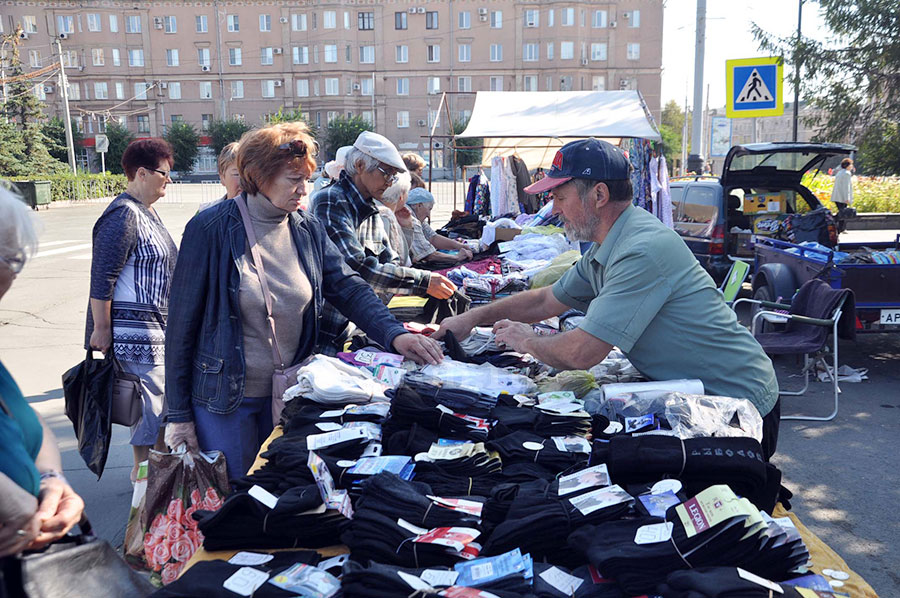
[183, 426, 879, 598]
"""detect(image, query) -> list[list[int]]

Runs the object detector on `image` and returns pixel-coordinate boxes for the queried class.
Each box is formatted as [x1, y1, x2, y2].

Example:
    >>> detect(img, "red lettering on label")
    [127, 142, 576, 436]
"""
[551, 150, 564, 171]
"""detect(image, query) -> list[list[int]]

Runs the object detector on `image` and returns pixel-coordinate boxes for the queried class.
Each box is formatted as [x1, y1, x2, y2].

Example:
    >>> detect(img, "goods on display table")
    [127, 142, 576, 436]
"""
[156, 347, 877, 598]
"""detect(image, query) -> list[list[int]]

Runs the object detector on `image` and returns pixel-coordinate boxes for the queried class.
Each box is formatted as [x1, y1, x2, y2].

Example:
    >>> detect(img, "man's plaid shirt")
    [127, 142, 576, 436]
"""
[312, 172, 431, 349]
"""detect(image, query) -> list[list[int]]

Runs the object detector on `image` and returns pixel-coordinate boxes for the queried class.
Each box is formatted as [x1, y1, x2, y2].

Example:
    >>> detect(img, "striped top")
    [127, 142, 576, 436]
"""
[85, 193, 177, 365]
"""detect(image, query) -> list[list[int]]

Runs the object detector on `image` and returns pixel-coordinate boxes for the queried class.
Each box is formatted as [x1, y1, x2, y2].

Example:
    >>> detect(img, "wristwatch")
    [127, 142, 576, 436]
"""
[39, 470, 67, 484]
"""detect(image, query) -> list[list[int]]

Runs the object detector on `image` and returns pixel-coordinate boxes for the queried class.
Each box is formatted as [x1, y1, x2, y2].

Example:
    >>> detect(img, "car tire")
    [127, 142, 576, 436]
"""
[752, 284, 781, 334]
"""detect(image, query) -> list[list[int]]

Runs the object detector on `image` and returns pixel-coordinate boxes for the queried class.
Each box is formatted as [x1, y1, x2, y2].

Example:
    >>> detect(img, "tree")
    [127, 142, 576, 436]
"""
[324, 116, 372, 160]
[451, 119, 482, 170]
[99, 121, 135, 175]
[165, 122, 200, 173]
[658, 100, 689, 166]
[753, 0, 900, 173]
[209, 118, 252, 158]
[41, 117, 83, 164]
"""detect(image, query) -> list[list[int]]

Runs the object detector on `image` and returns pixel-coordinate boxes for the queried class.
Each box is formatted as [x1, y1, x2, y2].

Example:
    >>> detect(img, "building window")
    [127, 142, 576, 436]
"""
[427, 45, 440, 63]
[458, 44, 471, 62]
[562, 8, 575, 26]
[525, 10, 539, 27]
[292, 46, 308, 65]
[397, 111, 409, 128]
[108, 15, 118, 33]
[428, 109, 441, 129]
[327, 111, 338, 125]
[67, 82, 80, 100]
[229, 47, 242, 66]
[166, 49, 179, 67]
[198, 48, 210, 67]
[231, 80, 244, 99]
[591, 43, 607, 61]
[426, 11, 439, 29]
[458, 11, 471, 29]
[325, 78, 339, 96]
[458, 76, 472, 92]
[292, 14, 307, 31]
[427, 77, 440, 94]
[61, 50, 79, 68]
[128, 49, 144, 67]
[323, 11, 336, 29]
[27, 50, 40, 68]
[490, 44, 503, 62]
[313, 80, 320, 96]
[523, 75, 537, 92]
[57, 15, 74, 34]
[22, 16, 37, 34]
[199, 81, 212, 99]
[397, 78, 409, 95]
[196, 15, 208, 33]
[168, 81, 181, 99]
[344, 11, 351, 29]
[134, 82, 148, 100]
[261, 47, 273, 65]
[546, 43, 554, 60]
[115, 82, 124, 99]
[91, 82, 107, 99]
[592, 76, 606, 91]
[560, 75, 573, 91]
[359, 12, 374, 30]
[490, 11, 502, 28]
[111, 48, 121, 66]
[592, 10, 607, 28]
[170, 115, 184, 125]
[137, 115, 150, 133]
[87, 13, 102, 32]
[324, 44, 337, 63]
[296, 79, 309, 97]
[226, 14, 239, 32]
[627, 43, 640, 60]
[490, 76, 503, 91]
[361, 78, 373, 96]
[523, 43, 539, 62]
[359, 45, 374, 64]
[34, 84, 46, 101]
[125, 15, 141, 33]
[560, 42, 574, 60]
[629, 10, 641, 27]
[396, 45, 408, 63]
[163, 16, 176, 33]
[261, 80, 276, 98]
[259, 14, 271, 32]
[394, 12, 407, 30]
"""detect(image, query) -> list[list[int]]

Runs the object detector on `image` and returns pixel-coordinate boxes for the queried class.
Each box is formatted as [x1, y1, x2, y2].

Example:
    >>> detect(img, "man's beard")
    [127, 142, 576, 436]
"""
[562, 213, 601, 242]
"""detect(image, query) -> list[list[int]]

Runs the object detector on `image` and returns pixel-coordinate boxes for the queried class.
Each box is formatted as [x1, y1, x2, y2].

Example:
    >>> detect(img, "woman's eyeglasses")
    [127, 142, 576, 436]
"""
[0, 250, 26, 274]
[278, 139, 319, 158]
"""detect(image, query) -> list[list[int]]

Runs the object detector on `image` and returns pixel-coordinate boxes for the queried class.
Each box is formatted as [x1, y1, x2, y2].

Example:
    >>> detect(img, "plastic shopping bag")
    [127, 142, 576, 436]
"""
[140, 448, 230, 585]
[123, 460, 149, 568]
[61, 350, 115, 478]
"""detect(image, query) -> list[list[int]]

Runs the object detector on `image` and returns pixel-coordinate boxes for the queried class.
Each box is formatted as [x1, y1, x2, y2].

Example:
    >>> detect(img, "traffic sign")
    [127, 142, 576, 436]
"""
[725, 57, 784, 118]
[95, 134, 109, 153]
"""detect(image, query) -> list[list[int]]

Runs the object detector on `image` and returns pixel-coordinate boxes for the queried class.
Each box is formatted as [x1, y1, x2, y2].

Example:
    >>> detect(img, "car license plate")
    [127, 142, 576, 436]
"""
[880, 309, 900, 325]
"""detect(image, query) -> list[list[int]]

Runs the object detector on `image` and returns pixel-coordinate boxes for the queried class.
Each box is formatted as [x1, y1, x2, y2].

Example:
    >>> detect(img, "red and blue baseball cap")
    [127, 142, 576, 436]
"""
[524, 138, 632, 194]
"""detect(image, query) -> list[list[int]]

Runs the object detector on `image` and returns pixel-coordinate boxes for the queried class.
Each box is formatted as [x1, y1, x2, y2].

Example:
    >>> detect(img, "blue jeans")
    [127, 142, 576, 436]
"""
[192, 396, 274, 481]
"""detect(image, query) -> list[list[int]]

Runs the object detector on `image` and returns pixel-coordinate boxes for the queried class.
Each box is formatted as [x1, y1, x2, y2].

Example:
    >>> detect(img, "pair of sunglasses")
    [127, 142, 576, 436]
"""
[278, 139, 319, 158]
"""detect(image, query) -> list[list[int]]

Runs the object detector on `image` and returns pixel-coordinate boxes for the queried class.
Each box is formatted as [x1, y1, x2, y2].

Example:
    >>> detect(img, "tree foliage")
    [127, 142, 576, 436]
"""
[99, 121, 135, 175]
[165, 122, 201, 173]
[324, 116, 372, 161]
[41, 117, 83, 164]
[753, 0, 900, 173]
[451, 119, 482, 169]
[209, 118, 253, 158]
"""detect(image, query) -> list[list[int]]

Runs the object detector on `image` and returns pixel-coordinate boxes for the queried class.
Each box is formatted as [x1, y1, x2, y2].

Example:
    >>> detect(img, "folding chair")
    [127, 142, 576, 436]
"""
[734, 279, 854, 422]
[719, 259, 751, 306]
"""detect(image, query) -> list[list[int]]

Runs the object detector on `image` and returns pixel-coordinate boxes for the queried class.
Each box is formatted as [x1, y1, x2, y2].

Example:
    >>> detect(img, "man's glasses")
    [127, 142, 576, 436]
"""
[0, 250, 26, 274]
[376, 164, 399, 185]
[278, 139, 319, 158]
[148, 168, 172, 179]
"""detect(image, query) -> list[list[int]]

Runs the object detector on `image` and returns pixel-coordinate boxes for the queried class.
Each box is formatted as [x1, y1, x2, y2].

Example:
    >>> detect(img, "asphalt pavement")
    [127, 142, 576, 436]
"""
[0, 188, 896, 595]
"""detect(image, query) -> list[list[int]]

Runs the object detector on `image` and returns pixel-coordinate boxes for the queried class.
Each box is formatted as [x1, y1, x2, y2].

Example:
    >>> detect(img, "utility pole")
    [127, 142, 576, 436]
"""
[791, 0, 803, 142]
[55, 36, 77, 174]
[687, 0, 707, 174]
[681, 92, 689, 175]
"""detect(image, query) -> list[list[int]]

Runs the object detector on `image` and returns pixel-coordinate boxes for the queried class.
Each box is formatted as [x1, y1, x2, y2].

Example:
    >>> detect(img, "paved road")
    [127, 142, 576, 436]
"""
[1, 190, 897, 595]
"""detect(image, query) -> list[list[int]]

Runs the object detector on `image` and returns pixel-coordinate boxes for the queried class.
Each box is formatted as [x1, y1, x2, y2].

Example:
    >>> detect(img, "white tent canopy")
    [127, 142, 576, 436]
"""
[455, 90, 660, 169]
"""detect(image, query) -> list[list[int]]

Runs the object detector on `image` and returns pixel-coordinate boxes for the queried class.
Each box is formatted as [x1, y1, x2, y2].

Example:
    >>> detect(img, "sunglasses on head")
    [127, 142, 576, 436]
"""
[278, 139, 319, 158]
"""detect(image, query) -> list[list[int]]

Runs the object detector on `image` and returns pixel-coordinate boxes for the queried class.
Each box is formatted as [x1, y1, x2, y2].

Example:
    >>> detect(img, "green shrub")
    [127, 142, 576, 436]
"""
[800, 173, 900, 213]
[7, 173, 127, 202]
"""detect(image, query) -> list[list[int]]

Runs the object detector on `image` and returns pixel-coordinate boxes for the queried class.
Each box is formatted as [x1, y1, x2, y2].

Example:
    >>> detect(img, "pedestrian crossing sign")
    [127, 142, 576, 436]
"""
[726, 57, 784, 118]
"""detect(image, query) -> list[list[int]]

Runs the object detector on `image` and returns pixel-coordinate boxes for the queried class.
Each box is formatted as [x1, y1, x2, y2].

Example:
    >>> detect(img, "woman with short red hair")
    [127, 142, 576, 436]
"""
[163, 122, 442, 478]
[86, 138, 177, 482]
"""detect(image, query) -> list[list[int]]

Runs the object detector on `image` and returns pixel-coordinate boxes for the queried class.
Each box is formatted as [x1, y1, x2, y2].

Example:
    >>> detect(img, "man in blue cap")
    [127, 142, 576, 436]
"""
[436, 138, 782, 458]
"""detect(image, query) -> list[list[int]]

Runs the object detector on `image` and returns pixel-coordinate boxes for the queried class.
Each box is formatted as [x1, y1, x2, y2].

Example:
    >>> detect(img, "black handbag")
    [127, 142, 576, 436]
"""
[0, 518, 155, 598]
[110, 359, 142, 427]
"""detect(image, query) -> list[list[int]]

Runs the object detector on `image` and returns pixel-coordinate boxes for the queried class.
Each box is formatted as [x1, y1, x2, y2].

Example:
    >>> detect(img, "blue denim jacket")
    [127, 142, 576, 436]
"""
[164, 198, 408, 422]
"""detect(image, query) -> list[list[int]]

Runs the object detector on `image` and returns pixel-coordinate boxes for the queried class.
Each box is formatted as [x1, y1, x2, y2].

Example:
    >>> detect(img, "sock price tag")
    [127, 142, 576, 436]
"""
[228, 551, 274, 566]
[248, 485, 278, 509]
[737, 568, 784, 594]
[222, 567, 269, 596]
[421, 570, 460, 587]
[634, 521, 674, 544]
[539, 566, 584, 595]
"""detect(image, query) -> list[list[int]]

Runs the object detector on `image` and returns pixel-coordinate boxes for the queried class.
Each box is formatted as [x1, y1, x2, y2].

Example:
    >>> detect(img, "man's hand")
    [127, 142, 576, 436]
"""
[456, 247, 474, 262]
[0, 484, 39, 557]
[426, 273, 456, 300]
[395, 205, 413, 228]
[433, 313, 476, 341]
[392, 333, 444, 365]
[29, 476, 84, 550]
[164, 421, 200, 453]
[493, 319, 537, 353]
[88, 326, 112, 354]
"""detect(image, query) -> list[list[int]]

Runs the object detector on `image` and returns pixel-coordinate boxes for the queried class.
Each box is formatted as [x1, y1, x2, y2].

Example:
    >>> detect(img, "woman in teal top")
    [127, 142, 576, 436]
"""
[0, 187, 84, 557]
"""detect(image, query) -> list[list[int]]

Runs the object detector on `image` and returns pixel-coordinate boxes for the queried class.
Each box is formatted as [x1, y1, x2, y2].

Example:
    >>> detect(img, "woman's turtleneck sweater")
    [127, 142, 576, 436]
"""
[239, 193, 312, 397]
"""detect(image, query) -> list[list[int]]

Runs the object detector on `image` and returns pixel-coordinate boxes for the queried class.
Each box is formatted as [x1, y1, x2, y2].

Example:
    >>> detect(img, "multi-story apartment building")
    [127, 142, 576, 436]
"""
[1, 0, 662, 172]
